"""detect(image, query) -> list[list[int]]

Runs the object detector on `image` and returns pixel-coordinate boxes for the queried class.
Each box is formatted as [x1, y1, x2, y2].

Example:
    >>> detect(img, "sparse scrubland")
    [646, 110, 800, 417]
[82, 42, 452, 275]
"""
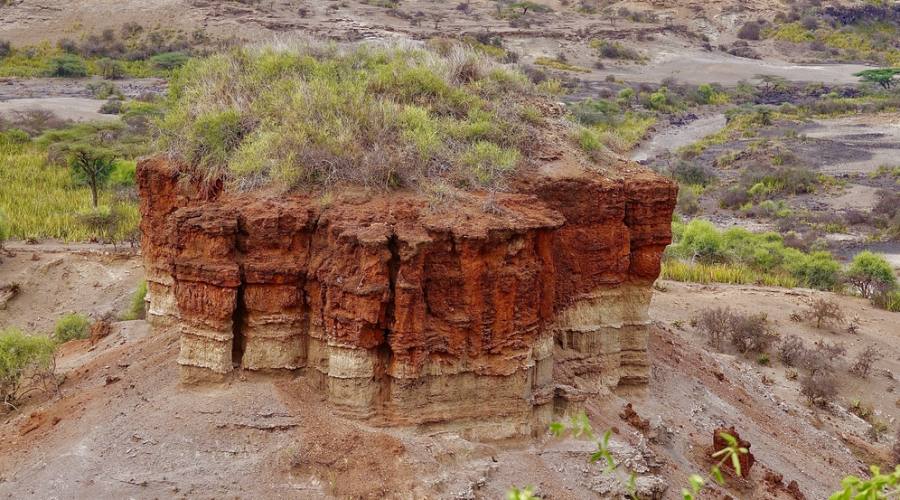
[0, 24, 204, 78]
[768, 1, 900, 66]
[0, 2, 899, 499]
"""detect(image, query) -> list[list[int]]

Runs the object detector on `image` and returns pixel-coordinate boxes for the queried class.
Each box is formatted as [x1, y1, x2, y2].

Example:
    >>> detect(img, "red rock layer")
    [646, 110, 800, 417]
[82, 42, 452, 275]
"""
[138, 156, 676, 437]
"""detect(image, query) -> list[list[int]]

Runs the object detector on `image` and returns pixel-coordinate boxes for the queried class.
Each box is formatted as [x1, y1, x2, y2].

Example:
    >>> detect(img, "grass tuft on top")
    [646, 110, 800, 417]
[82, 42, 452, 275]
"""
[158, 41, 562, 192]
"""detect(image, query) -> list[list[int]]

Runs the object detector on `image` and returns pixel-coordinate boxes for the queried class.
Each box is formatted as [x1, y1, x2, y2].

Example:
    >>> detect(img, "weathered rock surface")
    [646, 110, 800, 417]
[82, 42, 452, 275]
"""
[138, 156, 676, 437]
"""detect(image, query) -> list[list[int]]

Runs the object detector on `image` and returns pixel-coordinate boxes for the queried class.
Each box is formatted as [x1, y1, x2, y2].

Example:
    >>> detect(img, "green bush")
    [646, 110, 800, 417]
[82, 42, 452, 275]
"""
[122, 280, 148, 320]
[668, 219, 842, 290]
[846, 251, 897, 298]
[45, 54, 88, 77]
[0, 328, 57, 407]
[149, 51, 189, 70]
[53, 313, 90, 343]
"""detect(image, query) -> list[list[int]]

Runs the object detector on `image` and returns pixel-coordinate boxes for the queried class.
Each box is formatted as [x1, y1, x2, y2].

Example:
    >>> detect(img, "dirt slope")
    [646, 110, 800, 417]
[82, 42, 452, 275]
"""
[1, 247, 894, 498]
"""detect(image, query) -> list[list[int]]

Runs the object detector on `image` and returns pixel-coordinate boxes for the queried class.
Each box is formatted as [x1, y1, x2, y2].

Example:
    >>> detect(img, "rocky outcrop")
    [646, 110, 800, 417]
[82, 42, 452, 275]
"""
[138, 156, 676, 438]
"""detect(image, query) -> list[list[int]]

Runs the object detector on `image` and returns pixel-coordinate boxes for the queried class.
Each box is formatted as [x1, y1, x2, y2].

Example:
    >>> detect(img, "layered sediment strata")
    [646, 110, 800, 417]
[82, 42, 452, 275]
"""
[138, 157, 676, 436]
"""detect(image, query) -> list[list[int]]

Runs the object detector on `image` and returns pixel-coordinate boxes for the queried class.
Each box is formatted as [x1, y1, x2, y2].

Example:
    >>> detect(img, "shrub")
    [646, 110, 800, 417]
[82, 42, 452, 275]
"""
[99, 98, 124, 115]
[53, 313, 90, 343]
[77, 205, 125, 243]
[729, 312, 775, 354]
[849, 345, 883, 378]
[778, 335, 806, 366]
[693, 307, 732, 350]
[122, 281, 148, 320]
[45, 54, 88, 77]
[676, 186, 699, 215]
[86, 81, 123, 99]
[672, 161, 714, 186]
[737, 22, 762, 41]
[800, 370, 837, 406]
[846, 251, 897, 299]
[0, 328, 57, 410]
[96, 58, 125, 79]
[0, 40, 11, 58]
[149, 51, 189, 70]
[693, 308, 774, 355]
[802, 297, 844, 329]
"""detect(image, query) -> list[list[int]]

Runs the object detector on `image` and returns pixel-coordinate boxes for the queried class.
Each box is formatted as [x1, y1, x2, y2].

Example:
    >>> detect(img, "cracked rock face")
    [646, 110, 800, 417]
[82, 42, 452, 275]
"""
[138, 156, 676, 438]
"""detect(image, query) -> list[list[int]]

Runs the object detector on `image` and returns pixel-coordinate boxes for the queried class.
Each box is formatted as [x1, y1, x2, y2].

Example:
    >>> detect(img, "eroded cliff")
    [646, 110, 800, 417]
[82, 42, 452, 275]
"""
[138, 156, 676, 437]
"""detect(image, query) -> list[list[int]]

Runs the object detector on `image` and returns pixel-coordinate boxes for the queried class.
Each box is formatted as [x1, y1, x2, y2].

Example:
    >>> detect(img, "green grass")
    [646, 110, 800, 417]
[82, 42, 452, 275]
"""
[159, 41, 566, 192]
[593, 112, 656, 153]
[0, 140, 138, 241]
[53, 313, 90, 343]
[662, 260, 801, 288]
[122, 281, 148, 321]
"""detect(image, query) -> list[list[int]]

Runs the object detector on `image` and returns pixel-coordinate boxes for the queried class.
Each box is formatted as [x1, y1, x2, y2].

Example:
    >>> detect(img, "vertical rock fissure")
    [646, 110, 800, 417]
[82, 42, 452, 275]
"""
[374, 230, 401, 409]
[232, 281, 246, 367]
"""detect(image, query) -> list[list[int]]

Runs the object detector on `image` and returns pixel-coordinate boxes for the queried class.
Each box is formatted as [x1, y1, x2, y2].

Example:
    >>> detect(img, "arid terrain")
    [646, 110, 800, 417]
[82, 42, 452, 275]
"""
[1, 1, 899, 499]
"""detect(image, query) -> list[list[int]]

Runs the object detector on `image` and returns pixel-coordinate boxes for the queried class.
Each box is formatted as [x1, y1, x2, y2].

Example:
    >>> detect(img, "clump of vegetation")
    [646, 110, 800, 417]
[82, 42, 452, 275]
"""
[159, 41, 568, 192]
[800, 297, 845, 329]
[692, 307, 776, 355]
[666, 219, 841, 290]
[737, 21, 763, 41]
[533, 56, 590, 73]
[122, 281, 148, 320]
[46, 54, 88, 77]
[567, 97, 656, 153]
[590, 39, 642, 61]
[845, 251, 897, 299]
[800, 370, 838, 406]
[849, 345, 883, 378]
[1, 328, 58, 411]
[0, 135, 140, 241]
[53, 313, 90, 343]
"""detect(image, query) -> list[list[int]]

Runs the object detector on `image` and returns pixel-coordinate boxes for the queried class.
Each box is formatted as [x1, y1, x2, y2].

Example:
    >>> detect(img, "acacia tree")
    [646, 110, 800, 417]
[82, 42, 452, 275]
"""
[854, 68, 900, 89]
[68, 146, 115, 208]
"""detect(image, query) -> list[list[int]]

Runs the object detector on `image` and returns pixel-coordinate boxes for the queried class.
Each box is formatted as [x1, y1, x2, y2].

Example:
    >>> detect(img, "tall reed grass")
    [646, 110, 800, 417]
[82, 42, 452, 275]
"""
[0, 142, 138, 241]
[661, 260, 800, 288]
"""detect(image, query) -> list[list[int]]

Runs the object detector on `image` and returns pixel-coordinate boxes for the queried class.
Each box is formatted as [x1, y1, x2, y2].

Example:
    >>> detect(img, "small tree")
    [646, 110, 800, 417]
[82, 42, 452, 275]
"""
[845, 251, 897, 299]
[854, 68, 900, 89]
[68, 146, 115, 208]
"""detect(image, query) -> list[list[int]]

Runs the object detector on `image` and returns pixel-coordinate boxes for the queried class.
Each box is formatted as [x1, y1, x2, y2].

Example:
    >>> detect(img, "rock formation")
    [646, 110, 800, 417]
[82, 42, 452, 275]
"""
[138, 156, 676, 438]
